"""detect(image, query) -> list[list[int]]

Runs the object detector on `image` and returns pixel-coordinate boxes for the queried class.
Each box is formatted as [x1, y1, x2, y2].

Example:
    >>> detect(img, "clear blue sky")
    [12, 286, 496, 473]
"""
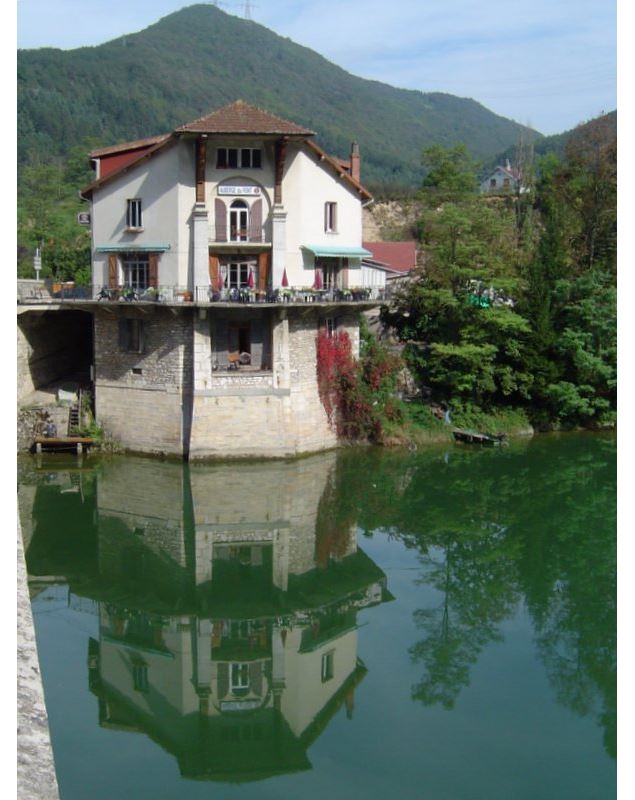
[15, 0, 617, 136]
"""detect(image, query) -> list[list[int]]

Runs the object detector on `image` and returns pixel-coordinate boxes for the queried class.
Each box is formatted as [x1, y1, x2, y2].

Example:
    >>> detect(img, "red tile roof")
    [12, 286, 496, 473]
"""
[176, 100, 316, 136]
[362, 241, 417, 274]
[89, 134, 170, 158]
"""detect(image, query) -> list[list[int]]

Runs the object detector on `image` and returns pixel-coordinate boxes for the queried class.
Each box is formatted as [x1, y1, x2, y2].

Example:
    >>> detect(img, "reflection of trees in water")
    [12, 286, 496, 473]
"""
[409, 524, 521, 709]
[336, 435, 615, 753]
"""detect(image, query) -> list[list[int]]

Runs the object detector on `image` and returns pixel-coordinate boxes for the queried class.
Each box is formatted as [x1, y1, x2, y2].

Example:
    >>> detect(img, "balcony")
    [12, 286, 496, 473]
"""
[18, 280, 390, 307]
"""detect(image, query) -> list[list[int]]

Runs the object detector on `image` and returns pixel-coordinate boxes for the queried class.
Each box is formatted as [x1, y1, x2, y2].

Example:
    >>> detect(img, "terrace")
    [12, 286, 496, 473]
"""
[17, 280, 392, 307]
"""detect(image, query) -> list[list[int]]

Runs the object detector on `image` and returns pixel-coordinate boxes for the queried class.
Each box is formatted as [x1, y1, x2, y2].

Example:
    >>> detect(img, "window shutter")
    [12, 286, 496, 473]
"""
[250, 317, 263, 369]
[209, 254, 220, 290]
[340, 260, 349, 289]
[249, 199, 262, 242]
[333, 203, 338, 232]
[118, 319, 129, 351]
[215, 198, 227, 242]
[249, 661, 263, 696]
[324, 202, 328, 232]
[108, 255, 118, 288]
[148, 253, 158, 288]
[257, 251, 270, 292]
[214, 318, 229, 367]
[217, 663, 229, 699]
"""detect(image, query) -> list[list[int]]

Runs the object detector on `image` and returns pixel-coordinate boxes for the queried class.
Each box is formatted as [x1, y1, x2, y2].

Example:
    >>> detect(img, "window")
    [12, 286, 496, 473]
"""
[321, 651, 334, 682]
[325, 318, 336, 337]
[132, 664, 149, 693]
[122, 253, 149, 290]
[217, 148, 262, 169]
[503, 177, 511, 188]
[126, 198, 142, 229]
[226, 259, 257, 289]
[119, 318, 144, 353]
[229, 200, 249, 242]
[231, 663, 250, 692]
[324, 202, 337, 233]
[489, 178, 496, 188]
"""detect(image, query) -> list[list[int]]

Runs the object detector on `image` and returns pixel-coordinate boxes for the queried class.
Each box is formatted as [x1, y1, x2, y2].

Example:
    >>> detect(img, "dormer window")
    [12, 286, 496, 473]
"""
[216, 148, 262, 169]
[126, 199, 142, 229]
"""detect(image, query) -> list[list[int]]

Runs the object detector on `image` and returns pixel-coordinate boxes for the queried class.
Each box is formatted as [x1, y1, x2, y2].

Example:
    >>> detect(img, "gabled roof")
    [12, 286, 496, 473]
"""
[89, 134, 170, 158]
[81, 101, 371, 200]
[362, 241, 417, 274]
[175, 100, 315, 136]
[305, 140, 371, 201]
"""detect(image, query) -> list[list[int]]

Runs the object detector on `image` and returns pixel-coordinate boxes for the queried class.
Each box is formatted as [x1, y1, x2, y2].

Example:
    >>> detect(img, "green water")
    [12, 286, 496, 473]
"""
[19, 432, 616, 800]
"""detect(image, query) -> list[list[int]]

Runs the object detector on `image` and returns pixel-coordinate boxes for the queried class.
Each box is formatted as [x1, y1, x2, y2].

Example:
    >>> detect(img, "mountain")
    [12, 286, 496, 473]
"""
[17, 4, 542, 189]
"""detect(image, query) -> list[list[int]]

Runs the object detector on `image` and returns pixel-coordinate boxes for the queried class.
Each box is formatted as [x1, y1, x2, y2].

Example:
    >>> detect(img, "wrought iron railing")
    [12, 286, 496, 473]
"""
[18, 281, 390, 306]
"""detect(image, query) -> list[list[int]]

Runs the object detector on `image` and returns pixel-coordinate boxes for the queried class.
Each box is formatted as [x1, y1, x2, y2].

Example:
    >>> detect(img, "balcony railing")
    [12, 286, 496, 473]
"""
[18, 281, 391, 306]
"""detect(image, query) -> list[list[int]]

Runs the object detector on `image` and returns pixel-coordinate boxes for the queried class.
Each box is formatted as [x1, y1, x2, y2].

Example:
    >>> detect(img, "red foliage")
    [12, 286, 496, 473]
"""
[316, 330, 379, 440]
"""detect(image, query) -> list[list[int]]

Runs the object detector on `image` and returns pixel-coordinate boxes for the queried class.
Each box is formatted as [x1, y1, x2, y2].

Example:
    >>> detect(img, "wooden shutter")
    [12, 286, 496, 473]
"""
[108, 254, 118, 288]
[249, 199, 262, 242]
[340, 258, 349, 289]
[250, 317, 264, 369]
[249, 661, 263, 696]
[118, 319, 129, 351]
[215, 198, 227, 242]
[214, 319, 229, 367]
[257, 251, 270, 292]
[148, 253, 158, 288]
[217, 663, 229, 699]
[209, 254, 220, 290]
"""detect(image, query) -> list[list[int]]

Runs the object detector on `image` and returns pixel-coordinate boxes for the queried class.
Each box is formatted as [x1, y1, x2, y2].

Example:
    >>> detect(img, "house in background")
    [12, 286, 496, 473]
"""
[479, 160, 524, 194]
[362, 240, 418, 291]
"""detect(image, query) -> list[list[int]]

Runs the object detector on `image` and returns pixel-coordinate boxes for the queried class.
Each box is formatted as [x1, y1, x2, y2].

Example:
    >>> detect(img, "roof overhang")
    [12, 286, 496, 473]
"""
[301, 245, 372, 258]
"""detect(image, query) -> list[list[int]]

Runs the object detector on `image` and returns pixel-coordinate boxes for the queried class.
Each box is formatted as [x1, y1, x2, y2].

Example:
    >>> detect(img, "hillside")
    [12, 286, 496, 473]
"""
[486, 111, 617, 175]
[18, 4, 541, 189]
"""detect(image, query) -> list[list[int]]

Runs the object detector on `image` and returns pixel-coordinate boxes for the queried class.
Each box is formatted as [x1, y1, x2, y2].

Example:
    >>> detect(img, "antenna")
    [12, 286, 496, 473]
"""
[244, 0, 257, 19]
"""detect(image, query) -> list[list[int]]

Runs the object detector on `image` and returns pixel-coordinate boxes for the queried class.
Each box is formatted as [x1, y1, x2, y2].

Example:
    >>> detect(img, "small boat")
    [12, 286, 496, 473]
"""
[452, 429, 507, 446]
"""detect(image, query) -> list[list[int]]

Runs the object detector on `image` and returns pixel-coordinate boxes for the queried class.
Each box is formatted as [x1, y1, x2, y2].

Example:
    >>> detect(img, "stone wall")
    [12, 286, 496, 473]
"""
[93, 307, 192, 455]
[92, 304, 362, 459]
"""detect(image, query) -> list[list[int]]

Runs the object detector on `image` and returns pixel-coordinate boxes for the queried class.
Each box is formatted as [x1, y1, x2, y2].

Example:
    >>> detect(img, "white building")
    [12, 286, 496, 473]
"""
[82, 100, 374, 300]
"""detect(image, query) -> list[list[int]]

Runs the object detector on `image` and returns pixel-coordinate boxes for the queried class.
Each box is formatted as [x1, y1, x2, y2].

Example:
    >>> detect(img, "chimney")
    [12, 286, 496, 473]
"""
[350, 142, 360, 183]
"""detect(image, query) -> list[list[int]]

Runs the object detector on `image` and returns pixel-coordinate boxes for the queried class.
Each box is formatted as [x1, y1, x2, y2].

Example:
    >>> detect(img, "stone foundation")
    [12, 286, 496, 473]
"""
[92, 305, 360, 459]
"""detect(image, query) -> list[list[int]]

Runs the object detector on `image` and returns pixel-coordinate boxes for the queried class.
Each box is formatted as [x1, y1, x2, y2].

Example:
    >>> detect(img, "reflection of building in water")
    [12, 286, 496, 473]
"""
[21, 453, 391, 782]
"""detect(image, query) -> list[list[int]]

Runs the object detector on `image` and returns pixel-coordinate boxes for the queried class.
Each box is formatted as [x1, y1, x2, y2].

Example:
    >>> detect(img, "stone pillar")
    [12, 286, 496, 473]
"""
[193, 311, 212, 391]
[271, 625, 286, 707]
[271, 206, 287, 288]
[273, 310, 290, 390]
[192, 203, 209, 297]
[272, 527, 289, 592]
[196, 618, 212, 693]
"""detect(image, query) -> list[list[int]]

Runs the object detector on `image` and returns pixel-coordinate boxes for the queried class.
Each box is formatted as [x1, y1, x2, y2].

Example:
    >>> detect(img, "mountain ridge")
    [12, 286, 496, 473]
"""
[18, 3, 542, 188]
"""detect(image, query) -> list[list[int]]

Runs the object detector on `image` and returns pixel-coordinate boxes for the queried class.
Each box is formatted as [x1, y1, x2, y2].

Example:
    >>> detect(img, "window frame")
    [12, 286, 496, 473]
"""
[230, 662, 250, 692]
[216, 147, 262, 169]
[321, 651, 334, 683]
[126, 198, 143, 230]
[324, 202, 338, 233]
[119, 318, 144, 354]
[121, 252, 150, 291]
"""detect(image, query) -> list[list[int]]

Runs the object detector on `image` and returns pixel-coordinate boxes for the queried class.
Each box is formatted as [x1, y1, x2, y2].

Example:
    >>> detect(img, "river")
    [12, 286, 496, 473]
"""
[18, 432, 616, 799]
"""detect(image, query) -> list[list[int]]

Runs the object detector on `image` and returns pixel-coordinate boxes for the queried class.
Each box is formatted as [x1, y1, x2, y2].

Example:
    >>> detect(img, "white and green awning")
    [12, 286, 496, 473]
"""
[95, 244, 171, 252]
[301, 245, 372, 258]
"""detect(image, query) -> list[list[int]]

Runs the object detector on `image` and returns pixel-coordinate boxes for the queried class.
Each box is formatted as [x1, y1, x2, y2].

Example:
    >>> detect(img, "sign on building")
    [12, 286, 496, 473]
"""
[77, 212, 91, 225]
[217, 185, 261, 196]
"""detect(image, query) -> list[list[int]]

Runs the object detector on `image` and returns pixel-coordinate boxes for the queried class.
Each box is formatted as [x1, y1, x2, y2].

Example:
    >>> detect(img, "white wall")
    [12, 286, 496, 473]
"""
[283, 145, 364, 286]
[91, 144, 183, 287]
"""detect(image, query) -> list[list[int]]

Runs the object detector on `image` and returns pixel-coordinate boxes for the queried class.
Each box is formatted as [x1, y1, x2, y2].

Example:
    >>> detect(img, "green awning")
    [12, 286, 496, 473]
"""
[301, 245, 372, 258]
[95, 244, 171, 252]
